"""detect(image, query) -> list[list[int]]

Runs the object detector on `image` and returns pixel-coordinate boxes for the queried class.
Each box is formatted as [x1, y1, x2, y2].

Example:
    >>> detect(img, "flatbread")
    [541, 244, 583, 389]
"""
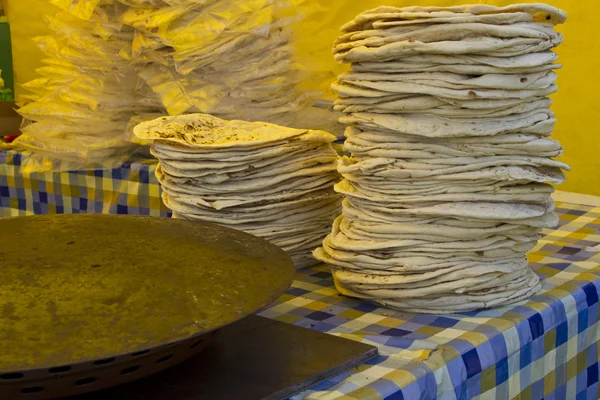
[335, 35, 563, 63]
[342, 4, 567, 33]
[134, 113, 336, 148]
[136, 114, 341, 269]
[323, 4, 563, 310]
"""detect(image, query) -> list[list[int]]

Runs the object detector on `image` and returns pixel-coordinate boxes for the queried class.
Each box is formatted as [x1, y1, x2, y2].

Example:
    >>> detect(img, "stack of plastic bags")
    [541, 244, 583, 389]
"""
[13, 0, 338, 167]
[134, 113, 342, 269]
[314, 4, 569, 314]
[14, 0, 161, 165]
[119, 0, 316, 128]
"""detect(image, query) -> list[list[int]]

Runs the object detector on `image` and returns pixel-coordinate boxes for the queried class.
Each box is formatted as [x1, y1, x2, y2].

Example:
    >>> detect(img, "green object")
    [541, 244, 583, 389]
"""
[0, 17, 14, 100]
[0, 87, 12, 101]
[0, 214, 295, 372]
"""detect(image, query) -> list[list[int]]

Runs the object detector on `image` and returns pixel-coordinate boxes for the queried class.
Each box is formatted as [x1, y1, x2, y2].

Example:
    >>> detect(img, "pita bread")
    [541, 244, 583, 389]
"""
[331, 267, 541, 314]
[337, 97, 553, 118]
[134, 113, 336, 148]
[316, 4, 567, 312]
[342, 4, 567, 32]
[335, 35, 563, 63]
[136, 114, 341, 269]
[334, 78, 558, 100]
[338, 179, 553, 205]
[355, 51, 559, 70]
[337, 22, 557, 44]
[340, 70, 556, 90]
[342, 200, 560, 230]
[352, 63, 559, 76]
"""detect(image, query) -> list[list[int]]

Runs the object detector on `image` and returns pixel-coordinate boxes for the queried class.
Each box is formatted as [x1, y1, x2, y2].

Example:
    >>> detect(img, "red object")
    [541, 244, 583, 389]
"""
[3, 135, 19, 143]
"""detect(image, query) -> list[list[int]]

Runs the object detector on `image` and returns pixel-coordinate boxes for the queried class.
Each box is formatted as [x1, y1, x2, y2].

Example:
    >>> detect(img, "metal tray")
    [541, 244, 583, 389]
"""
[0, 214, 295, 399]
[75, 315, 379, 400]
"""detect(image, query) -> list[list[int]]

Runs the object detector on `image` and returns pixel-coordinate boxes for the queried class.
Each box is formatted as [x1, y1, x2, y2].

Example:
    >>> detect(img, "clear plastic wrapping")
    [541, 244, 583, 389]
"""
[14, 0, 339, 170]
[118, 0, 322, 125]
[14, 0, 162, 169]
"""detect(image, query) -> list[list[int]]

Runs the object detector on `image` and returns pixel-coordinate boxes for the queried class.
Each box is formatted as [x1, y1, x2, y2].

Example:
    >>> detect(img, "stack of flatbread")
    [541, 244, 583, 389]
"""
[120, 0, 314, 127]
[314, 4, 569, 313]
[134, 113, 342, 269]
[14, 1, 161, 165]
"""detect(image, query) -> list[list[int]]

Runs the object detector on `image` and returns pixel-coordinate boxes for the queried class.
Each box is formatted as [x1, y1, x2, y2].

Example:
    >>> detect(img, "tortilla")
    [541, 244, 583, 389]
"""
[320, 4, 566, 312]
[342, 4, 567, 33]
[134, 113, 336, 148]
[136, 114, 342, 269]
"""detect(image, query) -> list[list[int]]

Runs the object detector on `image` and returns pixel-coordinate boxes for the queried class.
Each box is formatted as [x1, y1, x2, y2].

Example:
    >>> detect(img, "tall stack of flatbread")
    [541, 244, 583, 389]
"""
[120, 0, 314, 127]
[134, 113, 342, 269]
[314, 4, 569, 314]
[14, 1, 161, 165]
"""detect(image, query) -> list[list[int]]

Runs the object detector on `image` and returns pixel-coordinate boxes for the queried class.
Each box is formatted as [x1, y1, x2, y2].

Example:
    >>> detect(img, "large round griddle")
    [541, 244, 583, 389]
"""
[0, 214, 295, 399]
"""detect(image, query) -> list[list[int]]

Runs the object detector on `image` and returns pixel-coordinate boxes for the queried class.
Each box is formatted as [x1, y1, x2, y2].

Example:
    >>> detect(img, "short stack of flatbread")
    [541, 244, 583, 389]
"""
[134, 113, 342, 269]
[314, 4, 569, 314]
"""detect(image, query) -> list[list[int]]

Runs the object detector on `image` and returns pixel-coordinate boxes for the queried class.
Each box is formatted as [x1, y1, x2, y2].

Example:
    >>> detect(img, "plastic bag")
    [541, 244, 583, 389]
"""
[119, 0, 326, 127]
[13, 132, 140, 172]
[14, 0, 162, 170]
[124, 112, 167, 145]
[48, 0, 102, 21]
[12, 0, 340, 171]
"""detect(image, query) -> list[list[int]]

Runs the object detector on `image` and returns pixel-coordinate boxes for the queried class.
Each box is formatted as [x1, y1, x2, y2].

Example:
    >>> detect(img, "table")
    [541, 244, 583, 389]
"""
[2, 147, 600, 399]
[0, 148, 169, 217]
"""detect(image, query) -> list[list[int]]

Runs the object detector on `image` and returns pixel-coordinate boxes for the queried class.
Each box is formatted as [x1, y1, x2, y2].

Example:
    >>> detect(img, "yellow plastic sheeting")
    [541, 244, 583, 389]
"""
[2, 0, 58, 104]
[295, 0, 600, 196]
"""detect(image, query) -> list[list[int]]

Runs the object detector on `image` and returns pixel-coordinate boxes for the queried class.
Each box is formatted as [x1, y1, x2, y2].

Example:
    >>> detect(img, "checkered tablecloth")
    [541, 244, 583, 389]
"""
[261, 203, 600, 400]
[0, 148, 169, 217]
[1, 147, 600, 400]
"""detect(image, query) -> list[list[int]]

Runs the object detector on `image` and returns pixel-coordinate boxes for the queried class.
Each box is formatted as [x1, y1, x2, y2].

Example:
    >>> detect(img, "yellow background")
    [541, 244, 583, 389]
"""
[3, 0, 57, 97]
[4, 0, 599, 195]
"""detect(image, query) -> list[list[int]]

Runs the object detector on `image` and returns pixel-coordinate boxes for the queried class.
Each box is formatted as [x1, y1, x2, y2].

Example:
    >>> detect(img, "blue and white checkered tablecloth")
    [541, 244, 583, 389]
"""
[0, 148, 169, 217]
[263, 201, 600, 399]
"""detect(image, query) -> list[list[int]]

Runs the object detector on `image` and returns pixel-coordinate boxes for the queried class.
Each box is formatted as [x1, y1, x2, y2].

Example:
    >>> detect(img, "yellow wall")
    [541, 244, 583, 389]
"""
[3, 0, 58, 103]
[295, 0, 600, 196]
